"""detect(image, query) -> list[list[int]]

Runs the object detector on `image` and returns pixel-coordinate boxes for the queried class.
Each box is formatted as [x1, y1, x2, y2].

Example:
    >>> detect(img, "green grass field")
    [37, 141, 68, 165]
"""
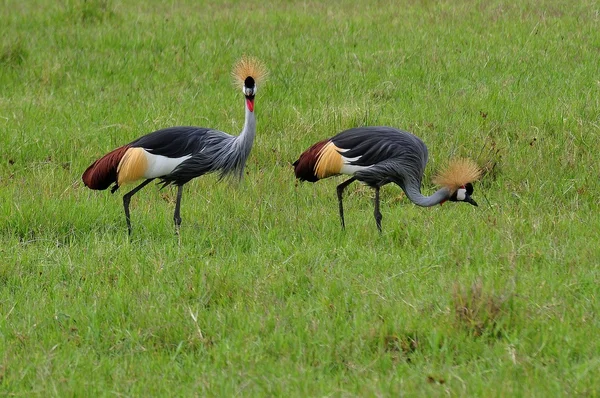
[1, 0, 599, 395]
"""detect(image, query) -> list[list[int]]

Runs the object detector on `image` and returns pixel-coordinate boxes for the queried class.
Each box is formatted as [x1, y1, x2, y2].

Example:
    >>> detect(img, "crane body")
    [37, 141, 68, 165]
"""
[293, 127, 482, 232]
[82, 56, 267, 234]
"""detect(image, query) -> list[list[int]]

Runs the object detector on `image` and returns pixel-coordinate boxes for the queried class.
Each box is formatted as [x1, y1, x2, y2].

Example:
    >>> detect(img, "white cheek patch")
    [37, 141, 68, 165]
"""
[456, 188, 467, 201]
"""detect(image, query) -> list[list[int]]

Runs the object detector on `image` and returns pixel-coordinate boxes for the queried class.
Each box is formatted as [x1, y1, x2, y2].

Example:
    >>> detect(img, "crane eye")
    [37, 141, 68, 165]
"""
[243, 86, 256, 96]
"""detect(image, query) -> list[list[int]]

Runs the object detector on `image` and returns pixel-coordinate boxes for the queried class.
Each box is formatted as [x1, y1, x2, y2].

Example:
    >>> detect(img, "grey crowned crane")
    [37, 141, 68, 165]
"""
[82, 56, 267, 234]
[293, 127, 482, 232]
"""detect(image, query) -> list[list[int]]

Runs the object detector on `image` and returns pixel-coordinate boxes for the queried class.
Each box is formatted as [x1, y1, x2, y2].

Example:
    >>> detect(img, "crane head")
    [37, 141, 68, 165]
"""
[433, 158, 482, 207]
[243, 76, 256, 97]
[449, 183, 478, 206]
[232, 55, 267, 96]
[232, 56, 267, 113]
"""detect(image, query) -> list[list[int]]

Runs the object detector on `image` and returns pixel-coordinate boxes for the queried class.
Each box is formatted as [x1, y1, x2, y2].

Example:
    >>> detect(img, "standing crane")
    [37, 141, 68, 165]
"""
[82, 56, 267, 234]
[293, 126, 482, 232]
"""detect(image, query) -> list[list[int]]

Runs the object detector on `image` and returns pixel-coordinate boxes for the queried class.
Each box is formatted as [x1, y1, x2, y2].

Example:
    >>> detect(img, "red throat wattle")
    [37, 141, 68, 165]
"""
[246, 98, 254, 112]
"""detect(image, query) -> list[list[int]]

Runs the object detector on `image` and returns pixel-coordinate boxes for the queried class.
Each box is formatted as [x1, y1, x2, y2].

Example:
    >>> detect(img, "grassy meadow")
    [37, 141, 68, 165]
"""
[1, 0, 599, 395]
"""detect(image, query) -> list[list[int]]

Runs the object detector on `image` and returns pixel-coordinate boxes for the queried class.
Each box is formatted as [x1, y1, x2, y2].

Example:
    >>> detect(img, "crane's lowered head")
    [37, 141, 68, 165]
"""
[433, 158, 482, 206]
[450, 182, 477, 206]
[232, 56, 268, 111]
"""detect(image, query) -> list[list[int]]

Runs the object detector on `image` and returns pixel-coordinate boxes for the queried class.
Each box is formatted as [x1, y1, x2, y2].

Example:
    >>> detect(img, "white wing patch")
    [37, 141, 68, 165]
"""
[340, 164, 371, 174]
[143, 151, 192, 178]
[339, 153, 371, 175]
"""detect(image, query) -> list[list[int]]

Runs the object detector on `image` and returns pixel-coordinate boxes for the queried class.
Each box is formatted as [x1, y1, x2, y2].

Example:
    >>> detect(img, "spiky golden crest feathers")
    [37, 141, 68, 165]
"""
[433, 158, 482, 192]
[232, 56, 268, 86]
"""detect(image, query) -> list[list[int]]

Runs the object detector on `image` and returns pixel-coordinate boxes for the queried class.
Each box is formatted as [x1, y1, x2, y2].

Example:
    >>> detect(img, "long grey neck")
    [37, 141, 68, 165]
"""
[229, 101, 256, 179]
[237, 103, 256, 151]
[403, 185, 451, 207]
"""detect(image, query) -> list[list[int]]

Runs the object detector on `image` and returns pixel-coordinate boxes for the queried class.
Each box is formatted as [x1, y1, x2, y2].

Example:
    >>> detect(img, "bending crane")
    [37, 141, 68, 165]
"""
[293, 127, 482, 232]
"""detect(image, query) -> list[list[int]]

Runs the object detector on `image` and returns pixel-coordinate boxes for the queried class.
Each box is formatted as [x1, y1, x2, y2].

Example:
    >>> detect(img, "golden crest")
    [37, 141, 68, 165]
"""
[232, 56, 268, 86]
[432, 158, 482, 192]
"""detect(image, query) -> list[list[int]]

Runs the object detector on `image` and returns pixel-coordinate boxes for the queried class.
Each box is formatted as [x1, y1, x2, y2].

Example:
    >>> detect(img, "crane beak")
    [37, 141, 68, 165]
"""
[465, 196, 478, 207]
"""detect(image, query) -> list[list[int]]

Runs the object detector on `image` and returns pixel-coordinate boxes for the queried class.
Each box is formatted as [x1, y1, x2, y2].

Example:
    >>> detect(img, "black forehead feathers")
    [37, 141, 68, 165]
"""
[244, 76, 255, 88]
[465, 182, 474, 195]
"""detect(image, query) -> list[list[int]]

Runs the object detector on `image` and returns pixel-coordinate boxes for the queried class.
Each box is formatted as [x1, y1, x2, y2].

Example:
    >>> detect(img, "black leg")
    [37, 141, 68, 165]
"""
[336, 177, 356, 229]
[122, 179, 154, 235]
[374, 186, 382, 233]
[173, 184, 184, 233]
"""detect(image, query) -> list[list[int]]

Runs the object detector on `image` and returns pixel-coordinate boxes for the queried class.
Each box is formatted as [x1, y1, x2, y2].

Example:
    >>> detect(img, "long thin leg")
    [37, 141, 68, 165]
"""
[122, 179, 154, 235]
[336, 177, 357, 229]
[373, 186, 382, 233]
[173, 184, 184, 234]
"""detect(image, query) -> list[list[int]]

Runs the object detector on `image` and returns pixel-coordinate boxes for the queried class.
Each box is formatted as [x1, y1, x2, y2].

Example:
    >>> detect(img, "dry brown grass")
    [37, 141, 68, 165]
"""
[452, 279, 512, 337]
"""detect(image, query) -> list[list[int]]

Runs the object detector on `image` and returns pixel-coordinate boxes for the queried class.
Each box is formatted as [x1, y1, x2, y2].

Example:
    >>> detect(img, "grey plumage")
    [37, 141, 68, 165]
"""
[342, 127, 429, 191]
[158, 107, 256, 186]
